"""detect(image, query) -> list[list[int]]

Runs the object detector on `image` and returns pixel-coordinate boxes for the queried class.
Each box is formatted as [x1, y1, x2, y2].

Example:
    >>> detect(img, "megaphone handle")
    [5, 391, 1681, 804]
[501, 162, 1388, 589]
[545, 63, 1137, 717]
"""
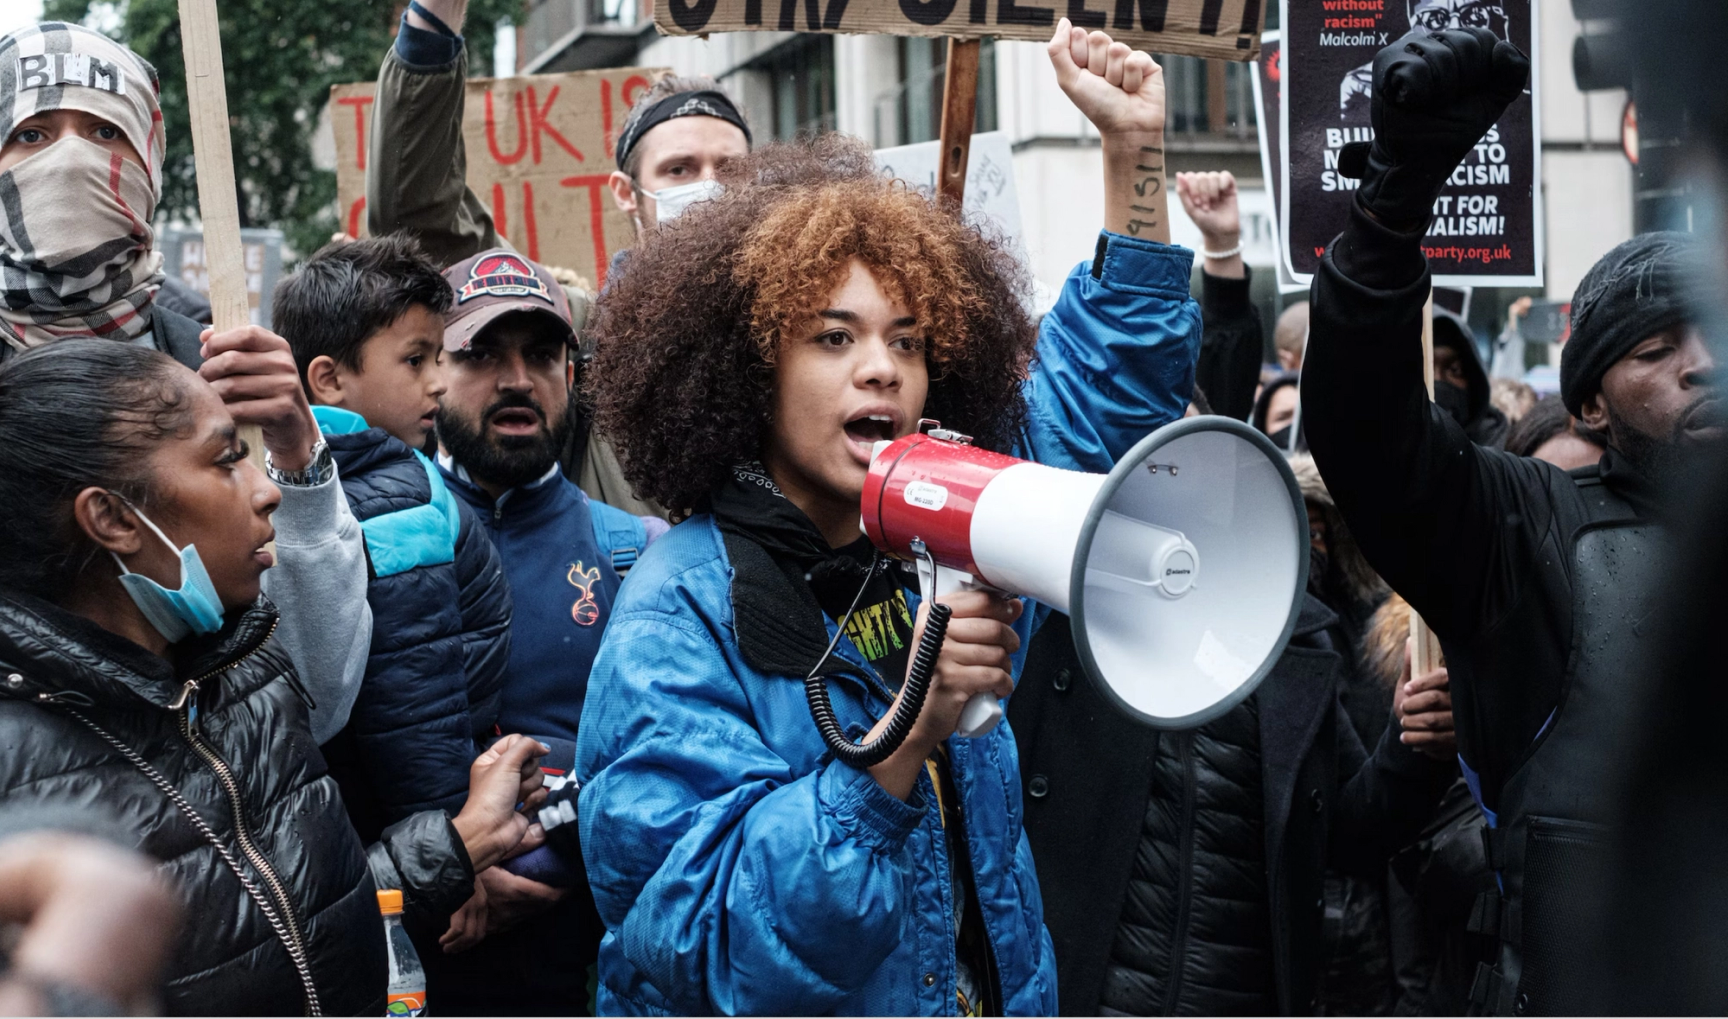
[956, 693, 1004, 738]
[916, 562, 1005, 740]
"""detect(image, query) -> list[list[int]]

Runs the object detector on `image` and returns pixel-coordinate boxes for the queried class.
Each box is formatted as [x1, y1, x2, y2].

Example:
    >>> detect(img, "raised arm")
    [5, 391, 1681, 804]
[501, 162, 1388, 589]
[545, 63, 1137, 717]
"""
[1018, 20, 1201, 473]
[1302, 29, 1536, 638]
[365, 0, 501, 267]
[1180, 171, 1263, 421]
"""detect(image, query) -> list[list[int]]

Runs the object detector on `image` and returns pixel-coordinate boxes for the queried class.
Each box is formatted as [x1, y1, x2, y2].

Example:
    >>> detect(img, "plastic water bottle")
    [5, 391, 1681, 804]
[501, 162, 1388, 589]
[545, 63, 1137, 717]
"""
[377, 889, 426, 1016]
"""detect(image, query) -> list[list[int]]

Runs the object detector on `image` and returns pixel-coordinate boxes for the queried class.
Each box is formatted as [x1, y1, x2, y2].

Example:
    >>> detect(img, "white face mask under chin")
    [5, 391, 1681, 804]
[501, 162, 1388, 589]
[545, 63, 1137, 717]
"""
[637, 178, 724, 225]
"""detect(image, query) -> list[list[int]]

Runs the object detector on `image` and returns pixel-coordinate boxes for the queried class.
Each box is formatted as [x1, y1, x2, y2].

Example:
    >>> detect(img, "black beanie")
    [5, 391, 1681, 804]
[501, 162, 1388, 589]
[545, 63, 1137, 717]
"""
[1560, 231, 1698, 416]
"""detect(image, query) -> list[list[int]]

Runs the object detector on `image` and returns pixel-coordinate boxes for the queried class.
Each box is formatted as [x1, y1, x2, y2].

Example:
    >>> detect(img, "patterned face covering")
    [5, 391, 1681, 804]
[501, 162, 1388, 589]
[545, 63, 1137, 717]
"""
[0, 22, 166, 351]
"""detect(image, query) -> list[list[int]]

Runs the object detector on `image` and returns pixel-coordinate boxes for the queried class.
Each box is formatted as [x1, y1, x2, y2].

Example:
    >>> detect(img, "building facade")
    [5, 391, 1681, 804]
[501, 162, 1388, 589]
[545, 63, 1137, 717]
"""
[510, 0, 1634, 366]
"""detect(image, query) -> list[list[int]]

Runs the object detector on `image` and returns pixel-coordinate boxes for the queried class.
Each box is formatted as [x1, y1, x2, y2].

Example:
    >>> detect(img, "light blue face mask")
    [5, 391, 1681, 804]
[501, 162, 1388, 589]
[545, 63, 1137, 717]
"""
[109, 500, 226, 643]
[639, 178, 724, 224]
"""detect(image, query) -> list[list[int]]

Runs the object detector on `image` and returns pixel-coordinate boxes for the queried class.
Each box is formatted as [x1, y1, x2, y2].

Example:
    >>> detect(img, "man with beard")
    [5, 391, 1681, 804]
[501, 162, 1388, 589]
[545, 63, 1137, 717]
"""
[1301, 27, 1720, 1014]
[430, 249, 661, 1014]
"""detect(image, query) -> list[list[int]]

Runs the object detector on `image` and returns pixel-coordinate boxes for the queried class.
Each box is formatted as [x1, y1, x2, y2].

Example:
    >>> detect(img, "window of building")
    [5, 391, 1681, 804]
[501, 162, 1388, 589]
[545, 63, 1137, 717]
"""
[1156, 54, 1257, 140]
[753, 35, 838, 140]
[885, 38, 998, 146]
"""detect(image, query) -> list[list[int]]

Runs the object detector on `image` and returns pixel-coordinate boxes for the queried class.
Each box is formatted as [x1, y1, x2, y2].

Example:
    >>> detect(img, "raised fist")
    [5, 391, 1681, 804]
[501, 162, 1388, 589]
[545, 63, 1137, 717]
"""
[1340, 27, 1528, 228]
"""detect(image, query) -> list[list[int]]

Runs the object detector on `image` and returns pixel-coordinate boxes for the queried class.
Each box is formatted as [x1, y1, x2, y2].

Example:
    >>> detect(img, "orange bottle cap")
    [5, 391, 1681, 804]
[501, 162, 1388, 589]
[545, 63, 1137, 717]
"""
[376, 889, 404, 915]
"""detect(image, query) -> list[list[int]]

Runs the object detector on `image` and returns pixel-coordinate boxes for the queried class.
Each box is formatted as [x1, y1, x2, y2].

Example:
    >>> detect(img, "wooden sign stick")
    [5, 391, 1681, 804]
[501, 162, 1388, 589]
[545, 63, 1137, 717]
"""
[177, 0, 264, 471]
[937, 39, 981, 206]
[1410, 287, 1445, 677]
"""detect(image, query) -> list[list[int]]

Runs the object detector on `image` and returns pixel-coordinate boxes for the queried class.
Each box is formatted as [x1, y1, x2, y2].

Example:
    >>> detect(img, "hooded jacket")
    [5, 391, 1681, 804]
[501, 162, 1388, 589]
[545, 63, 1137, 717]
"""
[313, 405, 512, 842]
[1431, 309, 1509, 449]
[575, 231, 1202, 1016]
[0, 593, 474, 1016]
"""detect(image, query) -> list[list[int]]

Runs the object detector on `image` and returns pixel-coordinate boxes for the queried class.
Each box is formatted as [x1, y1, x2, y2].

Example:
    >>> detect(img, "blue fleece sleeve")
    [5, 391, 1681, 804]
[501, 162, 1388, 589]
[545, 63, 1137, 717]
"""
[1017, 231, 1203, 473]
[577, 612, 923, 1015]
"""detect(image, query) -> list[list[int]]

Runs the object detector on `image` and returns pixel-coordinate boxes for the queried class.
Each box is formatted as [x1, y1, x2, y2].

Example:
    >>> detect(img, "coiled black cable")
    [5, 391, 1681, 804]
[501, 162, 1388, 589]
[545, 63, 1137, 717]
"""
[805, 561, 953, 769]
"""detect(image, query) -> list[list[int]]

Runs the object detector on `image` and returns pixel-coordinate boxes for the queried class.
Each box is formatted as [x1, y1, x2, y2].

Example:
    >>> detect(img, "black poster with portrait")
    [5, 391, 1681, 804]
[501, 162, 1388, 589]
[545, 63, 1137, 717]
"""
[1278, 0, 1542, 285]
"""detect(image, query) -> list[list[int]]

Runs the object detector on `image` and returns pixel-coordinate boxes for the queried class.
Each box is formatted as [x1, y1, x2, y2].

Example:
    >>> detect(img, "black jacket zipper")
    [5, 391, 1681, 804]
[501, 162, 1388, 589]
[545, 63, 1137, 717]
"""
[172, 622, 318, 1007]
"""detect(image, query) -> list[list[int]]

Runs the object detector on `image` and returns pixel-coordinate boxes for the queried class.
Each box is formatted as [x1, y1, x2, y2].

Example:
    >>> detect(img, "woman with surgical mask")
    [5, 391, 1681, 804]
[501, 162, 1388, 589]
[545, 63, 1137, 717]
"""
[0, 340, 552, 1015]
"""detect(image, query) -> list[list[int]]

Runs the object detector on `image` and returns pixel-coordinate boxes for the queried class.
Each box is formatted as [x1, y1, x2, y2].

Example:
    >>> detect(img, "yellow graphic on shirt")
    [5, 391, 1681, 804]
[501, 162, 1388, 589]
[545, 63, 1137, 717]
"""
[843, 589, 915, 663]
[568, 562, 601, 626]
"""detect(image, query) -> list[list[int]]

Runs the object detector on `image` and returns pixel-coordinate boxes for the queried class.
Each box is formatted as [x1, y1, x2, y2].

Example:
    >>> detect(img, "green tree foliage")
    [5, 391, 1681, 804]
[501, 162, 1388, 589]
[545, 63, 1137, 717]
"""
[42, 0, 521, 258]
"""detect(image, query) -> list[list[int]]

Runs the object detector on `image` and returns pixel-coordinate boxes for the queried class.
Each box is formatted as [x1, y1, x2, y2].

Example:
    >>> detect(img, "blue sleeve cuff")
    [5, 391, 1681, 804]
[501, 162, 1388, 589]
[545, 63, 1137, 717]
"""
[819, 758, 924, 852]
[395, 9, 463, 68]
[1089, 231, 1196, 298]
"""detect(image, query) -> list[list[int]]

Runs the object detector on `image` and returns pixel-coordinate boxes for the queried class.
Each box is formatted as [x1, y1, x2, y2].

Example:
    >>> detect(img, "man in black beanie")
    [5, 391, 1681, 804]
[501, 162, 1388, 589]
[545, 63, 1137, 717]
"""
[1299, 25, 1721, 1016]
[1561, 232, 1718, 481]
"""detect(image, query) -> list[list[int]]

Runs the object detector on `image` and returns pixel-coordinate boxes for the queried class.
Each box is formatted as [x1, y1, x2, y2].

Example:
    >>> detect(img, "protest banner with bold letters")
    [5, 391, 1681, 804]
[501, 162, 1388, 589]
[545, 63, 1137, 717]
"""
[655, 0, 1269, 61]
[1278, 0, 1541, 285]
[331, 67, 667, 288]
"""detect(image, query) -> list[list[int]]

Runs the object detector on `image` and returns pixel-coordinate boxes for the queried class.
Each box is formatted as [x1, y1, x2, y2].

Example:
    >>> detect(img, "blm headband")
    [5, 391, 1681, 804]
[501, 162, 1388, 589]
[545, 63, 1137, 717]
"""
[614, 89, 751, 172]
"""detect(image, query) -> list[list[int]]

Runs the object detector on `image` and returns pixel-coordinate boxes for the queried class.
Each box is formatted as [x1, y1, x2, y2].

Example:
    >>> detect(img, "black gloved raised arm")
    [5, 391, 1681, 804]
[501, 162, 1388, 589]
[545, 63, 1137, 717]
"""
[1338, 27, 1529, 231]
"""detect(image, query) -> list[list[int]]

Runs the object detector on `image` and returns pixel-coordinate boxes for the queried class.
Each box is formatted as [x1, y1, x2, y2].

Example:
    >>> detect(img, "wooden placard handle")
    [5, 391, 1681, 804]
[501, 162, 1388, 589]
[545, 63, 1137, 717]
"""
[1410, 286, 1443, 675]
[937, 38, 981, 206]
[177, 0, 265, 468]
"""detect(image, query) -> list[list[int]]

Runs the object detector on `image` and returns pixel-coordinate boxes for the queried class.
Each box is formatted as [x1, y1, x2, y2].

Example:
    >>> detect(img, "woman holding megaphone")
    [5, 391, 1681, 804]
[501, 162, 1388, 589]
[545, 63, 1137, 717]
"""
[574, 21, 1199, 1016]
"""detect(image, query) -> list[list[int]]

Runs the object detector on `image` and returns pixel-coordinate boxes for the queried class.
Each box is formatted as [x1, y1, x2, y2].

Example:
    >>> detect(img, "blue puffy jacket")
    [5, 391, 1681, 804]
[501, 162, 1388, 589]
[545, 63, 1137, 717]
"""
[314, 406, 512, 841]
[576, 233, 1202, 1016]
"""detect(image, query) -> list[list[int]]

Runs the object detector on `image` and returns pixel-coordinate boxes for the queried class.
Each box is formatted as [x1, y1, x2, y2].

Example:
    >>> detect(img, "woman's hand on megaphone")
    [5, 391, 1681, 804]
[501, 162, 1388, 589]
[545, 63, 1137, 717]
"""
[867, 591, 1023, 800]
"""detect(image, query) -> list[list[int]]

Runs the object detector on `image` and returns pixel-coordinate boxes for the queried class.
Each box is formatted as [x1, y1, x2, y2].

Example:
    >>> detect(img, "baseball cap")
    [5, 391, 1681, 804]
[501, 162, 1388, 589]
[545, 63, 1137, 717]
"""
[441, 249, 575, 352]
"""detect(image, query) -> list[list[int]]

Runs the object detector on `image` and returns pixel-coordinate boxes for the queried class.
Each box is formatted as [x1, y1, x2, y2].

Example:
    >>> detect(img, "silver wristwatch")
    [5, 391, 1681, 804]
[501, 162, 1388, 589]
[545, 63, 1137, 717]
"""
[265, 439, 335, 487]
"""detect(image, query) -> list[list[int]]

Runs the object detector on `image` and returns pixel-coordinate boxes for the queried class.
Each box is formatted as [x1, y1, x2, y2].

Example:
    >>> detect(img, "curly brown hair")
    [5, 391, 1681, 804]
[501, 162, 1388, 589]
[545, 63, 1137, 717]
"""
[585, 134, 1037, 516]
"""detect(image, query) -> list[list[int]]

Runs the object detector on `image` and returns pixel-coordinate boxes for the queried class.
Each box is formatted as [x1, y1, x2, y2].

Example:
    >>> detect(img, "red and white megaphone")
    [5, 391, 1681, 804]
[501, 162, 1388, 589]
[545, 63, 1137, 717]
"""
[863, 416, 1309, 736]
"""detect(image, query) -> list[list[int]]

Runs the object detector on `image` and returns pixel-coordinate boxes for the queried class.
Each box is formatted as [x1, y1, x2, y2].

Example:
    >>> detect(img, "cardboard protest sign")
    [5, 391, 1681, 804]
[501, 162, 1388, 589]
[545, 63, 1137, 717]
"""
[656, 0, 1268, 62]
[1278, 0, 1542, 285]
[159, 227, 285, 327]
[332, 67, 667, 288]
[876, 131, 1026, 252]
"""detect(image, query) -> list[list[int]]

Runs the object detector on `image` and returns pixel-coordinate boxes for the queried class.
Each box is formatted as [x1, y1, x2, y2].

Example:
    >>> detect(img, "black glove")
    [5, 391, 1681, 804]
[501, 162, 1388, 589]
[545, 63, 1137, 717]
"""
[1338, 27, 1529, 229]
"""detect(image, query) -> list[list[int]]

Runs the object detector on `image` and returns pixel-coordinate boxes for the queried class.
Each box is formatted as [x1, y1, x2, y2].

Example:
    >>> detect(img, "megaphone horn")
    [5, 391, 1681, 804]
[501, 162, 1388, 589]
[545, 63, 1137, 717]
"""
[863, 416, 1309, 732]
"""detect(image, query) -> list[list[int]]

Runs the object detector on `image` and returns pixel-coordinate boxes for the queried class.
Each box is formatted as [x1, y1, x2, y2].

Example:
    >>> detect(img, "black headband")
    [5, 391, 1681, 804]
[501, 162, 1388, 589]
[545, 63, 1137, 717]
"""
[614, 89, 752, 173]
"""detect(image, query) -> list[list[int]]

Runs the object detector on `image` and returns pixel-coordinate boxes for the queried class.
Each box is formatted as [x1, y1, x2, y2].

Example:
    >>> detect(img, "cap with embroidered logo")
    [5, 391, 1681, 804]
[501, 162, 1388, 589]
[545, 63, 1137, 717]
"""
[441, 248, 575, 352]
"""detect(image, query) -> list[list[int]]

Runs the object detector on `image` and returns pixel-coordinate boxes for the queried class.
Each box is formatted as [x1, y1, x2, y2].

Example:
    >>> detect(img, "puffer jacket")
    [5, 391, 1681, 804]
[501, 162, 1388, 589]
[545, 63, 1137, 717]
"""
[1100, 696, 1279, 1015]
[0, 592, 474, 1016]
[1011, 599, 1452, 1016]
[314, 406, 512, 843]
[576, 230, 1203, 1015]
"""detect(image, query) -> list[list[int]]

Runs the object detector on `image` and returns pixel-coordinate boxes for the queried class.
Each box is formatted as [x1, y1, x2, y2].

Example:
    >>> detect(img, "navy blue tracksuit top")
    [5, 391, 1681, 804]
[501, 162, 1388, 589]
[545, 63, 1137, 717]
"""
[439, 461, 621, 743]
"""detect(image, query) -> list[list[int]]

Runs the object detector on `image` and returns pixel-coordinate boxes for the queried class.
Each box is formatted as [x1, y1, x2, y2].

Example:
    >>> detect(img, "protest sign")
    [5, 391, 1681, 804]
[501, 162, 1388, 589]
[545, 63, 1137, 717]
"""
[160, 228, 285, 328]
[876, 131, 1026, 249]
[1248, 30, 1306, 293]
[1278, 0, 1542, 285]
[655, 0, 1269, 62]
[331, 67, 667, 288]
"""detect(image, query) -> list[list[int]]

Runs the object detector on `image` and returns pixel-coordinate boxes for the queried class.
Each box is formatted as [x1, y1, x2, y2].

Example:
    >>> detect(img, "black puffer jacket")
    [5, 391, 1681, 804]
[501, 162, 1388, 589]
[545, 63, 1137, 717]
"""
[0, 592, 473, 1015]
[1100, 696, 1277, 1015]
[1012, 599, 1452, 1015]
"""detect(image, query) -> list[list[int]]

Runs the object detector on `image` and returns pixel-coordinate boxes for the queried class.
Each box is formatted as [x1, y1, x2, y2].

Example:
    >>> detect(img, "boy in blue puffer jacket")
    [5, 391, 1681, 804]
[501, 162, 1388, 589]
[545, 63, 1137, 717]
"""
[273, 234, 512, 916]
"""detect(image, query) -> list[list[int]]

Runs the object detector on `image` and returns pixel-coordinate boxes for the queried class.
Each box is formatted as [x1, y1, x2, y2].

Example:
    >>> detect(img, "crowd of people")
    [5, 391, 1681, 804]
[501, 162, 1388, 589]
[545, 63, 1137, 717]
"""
[0, 0, 1723, 1015]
